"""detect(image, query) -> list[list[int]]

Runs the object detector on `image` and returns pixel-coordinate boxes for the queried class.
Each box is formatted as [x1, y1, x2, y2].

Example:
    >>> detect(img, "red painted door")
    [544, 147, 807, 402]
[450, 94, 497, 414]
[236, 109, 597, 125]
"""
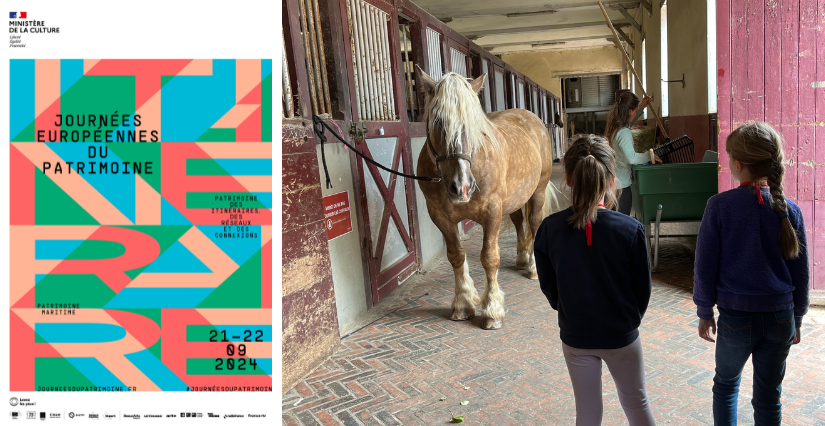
[354, 129, 418, 304]
[717, 0, 823, 290]
[343, 0, 419, 304]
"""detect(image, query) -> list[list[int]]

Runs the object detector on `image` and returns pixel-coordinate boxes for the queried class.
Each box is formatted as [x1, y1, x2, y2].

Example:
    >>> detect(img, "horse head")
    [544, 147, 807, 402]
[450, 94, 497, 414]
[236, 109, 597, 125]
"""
[416, 65, 495, 205]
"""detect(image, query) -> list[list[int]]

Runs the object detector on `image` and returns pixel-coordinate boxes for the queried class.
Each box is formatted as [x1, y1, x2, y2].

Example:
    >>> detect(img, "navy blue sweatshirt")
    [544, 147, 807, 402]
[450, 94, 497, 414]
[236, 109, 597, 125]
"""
[534, 208, 652, 349]
[693, 185, 809, 328]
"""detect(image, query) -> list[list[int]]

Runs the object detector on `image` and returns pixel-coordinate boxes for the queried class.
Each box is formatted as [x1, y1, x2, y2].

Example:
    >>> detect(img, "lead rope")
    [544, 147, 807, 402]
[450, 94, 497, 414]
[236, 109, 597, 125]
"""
[312, 115, 442, 189]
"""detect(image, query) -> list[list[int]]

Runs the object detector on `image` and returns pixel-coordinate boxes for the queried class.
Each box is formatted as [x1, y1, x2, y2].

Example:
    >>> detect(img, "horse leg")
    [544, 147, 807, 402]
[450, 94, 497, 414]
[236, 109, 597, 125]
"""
[525, 188, 548, 280]
[433, 217, 480, 321]
[480, 210, 505, 330]
[509, 208, 532, 270]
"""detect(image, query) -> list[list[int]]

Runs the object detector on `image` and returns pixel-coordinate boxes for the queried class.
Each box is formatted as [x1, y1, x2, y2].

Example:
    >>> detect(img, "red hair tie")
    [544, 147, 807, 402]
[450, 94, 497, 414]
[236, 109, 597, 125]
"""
[740, 181, 769, 205]
[586, 203, 606, 246]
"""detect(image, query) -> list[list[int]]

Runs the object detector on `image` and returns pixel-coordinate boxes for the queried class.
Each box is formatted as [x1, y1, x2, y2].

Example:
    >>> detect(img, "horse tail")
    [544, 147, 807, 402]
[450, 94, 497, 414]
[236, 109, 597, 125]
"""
[545, 180, 562, 216]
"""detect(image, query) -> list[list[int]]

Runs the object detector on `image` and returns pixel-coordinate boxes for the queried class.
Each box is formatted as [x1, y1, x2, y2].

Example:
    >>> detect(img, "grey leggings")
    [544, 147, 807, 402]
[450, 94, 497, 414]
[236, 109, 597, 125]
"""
[562, 336, 656, 426]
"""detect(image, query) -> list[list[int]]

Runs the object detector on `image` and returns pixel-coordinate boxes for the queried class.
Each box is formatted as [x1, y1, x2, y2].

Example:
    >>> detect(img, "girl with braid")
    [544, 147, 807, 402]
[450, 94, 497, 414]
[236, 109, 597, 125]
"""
[693, 122, 809, 425]
[535, 135, 655, 426]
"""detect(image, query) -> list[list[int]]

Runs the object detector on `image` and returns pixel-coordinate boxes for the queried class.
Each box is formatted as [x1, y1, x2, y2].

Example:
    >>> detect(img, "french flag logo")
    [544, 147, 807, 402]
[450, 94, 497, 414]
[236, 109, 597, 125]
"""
[9, 11, 27, 18]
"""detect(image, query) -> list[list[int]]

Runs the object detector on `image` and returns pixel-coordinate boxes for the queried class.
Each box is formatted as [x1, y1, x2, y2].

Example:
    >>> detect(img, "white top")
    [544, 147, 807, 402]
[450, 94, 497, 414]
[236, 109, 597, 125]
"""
[613, 127, 651, 189]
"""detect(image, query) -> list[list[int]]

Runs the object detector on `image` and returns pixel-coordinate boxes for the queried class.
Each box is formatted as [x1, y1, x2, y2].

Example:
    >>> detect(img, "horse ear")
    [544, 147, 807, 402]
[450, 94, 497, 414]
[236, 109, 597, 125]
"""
[416, 65, 436, 94]
[470, 73, 486, 94]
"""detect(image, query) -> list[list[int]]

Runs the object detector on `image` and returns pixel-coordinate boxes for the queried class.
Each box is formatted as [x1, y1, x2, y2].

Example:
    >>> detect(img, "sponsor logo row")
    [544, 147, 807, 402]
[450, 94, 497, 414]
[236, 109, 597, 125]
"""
[10, 411, 266, 420]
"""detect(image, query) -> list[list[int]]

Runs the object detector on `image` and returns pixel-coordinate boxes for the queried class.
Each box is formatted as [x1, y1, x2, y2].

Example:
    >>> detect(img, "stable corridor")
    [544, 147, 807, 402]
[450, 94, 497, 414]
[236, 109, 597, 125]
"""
[283, 205, 825, 425]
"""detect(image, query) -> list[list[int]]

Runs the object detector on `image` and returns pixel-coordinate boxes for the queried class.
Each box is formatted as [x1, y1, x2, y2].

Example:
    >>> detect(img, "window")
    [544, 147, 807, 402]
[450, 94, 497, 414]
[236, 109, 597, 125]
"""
[661, 3, 669, 117]
[642, 39, 647, 119]
[707, 0, 717, 113]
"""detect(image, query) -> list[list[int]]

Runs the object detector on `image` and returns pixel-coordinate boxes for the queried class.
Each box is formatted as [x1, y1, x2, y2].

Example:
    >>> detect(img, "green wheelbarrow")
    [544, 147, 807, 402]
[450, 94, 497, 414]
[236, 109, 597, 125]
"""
[630, 162, 718, 271]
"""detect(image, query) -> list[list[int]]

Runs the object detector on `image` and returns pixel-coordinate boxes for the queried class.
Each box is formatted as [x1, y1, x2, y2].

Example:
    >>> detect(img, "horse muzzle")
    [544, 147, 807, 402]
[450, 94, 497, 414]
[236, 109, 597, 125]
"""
[446, 177, 476, 204]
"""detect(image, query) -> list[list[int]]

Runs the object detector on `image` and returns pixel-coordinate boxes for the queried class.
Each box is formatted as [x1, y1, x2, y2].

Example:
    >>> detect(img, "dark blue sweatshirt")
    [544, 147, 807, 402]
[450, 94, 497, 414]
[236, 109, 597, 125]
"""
[534, 208, 652, 349]
[693, 185, 809, 328]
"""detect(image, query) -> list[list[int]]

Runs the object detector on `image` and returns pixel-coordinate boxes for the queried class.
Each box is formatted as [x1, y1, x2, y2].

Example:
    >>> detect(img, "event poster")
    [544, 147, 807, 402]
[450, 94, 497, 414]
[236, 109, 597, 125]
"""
[8, 59, 274, 393]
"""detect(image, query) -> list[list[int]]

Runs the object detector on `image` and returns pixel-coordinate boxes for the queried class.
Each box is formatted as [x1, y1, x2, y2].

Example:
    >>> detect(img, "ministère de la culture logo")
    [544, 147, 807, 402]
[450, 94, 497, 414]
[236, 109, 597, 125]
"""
[9, 12, 60, 48]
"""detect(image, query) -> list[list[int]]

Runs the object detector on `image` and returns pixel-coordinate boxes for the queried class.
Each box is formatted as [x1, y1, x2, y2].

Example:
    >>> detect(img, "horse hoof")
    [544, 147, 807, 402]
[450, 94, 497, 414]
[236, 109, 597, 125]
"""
[528, 271, 538, 280]
[451, 309, 475, 321]
[482, 318, 503, 330]
[516, 262, 530, 270]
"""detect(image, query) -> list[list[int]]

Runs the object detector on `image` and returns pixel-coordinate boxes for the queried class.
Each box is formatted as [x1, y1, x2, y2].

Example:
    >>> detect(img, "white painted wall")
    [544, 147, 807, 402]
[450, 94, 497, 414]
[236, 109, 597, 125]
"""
[411, 137, 447, 270]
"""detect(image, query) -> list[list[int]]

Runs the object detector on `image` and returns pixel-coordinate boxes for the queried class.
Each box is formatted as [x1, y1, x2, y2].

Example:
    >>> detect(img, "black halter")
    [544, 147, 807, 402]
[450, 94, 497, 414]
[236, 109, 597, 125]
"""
[425, 119, 474, 171]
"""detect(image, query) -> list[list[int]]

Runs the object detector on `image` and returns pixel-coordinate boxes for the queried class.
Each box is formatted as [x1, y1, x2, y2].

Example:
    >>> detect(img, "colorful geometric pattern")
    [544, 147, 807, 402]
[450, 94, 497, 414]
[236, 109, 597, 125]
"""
[9, 59, 273, 391]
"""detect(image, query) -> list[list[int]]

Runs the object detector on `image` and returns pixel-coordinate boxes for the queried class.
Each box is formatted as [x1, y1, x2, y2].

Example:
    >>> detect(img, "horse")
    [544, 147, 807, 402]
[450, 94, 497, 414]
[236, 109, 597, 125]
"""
[415, 66, 554, 330]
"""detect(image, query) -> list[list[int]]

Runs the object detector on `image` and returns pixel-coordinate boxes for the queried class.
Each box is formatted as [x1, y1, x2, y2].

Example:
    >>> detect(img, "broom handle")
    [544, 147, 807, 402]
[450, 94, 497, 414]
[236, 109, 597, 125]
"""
[597, 1, 669, 139]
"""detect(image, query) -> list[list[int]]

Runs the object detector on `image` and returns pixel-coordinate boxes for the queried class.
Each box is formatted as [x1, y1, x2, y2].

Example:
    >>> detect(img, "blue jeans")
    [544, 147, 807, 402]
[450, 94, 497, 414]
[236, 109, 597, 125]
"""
[713, 307, 796, 426]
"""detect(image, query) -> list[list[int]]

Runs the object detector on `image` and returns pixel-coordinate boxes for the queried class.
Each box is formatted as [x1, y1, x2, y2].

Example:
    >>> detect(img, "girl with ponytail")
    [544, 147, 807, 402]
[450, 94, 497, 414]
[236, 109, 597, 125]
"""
[604, 89, 657, 215]
[534, 135, 655, 426]
[693, 122, 809, 424]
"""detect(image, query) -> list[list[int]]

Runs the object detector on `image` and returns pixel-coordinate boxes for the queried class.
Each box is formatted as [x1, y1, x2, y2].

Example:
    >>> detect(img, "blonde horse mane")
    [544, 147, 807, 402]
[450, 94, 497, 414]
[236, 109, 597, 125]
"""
[425, 73, 501, 157]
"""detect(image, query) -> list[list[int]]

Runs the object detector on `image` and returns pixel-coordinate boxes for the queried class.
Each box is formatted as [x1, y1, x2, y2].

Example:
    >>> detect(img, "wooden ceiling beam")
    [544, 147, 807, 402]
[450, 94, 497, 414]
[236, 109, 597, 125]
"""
[489, 40, 616, 55]
[615, 26, 635, 47]
[481, 34, 616, 49]
[429, 1, 640, 20]
[465, 20, 630, 38]
[612, 4, 642, 34]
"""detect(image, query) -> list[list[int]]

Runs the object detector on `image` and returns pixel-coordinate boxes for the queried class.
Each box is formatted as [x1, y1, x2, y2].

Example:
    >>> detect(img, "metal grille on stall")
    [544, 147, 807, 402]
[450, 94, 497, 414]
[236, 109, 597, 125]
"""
[532, 89, 538, 116]
[518, 81, 526, 109]
[494, 70, 505, 111]
[426, 28, 443, 81]
[297, 0, 332, 115]
[450, 48, 467, 77]
[541, 93, 547, 124]
[282, 30, 295, 118]
[399, 23, 418, 122]
[550, 98, 562, 160]
[555, 99, 564, 157]
[481, 60, 492, 112]
[510, 74, 517, 107]
[346, 0, 397, 121]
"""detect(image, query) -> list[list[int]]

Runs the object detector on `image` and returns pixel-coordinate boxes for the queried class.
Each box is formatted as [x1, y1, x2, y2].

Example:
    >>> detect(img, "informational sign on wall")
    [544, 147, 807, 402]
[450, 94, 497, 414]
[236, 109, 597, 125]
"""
[323, 191, 352, 240]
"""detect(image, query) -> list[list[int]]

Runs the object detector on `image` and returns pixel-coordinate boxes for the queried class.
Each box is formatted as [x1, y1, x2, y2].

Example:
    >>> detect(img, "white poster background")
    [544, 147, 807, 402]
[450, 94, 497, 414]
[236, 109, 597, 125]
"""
[0, 0, 281, 423]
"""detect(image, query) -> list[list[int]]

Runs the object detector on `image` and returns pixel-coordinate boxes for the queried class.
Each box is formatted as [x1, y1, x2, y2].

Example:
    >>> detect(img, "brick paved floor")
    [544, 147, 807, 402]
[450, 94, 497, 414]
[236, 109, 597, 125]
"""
[283, 178, 825, 425]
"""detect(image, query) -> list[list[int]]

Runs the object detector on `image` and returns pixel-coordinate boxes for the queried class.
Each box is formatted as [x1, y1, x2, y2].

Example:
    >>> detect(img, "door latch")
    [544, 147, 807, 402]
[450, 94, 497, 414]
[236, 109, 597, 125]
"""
[350, 122, 367, 142]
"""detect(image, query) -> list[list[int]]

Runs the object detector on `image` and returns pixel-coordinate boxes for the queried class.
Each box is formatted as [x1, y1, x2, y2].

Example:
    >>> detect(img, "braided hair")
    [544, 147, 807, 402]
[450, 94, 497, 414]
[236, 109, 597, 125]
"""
[563, 134, 619, 229]
[726, 122, 800, 259]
